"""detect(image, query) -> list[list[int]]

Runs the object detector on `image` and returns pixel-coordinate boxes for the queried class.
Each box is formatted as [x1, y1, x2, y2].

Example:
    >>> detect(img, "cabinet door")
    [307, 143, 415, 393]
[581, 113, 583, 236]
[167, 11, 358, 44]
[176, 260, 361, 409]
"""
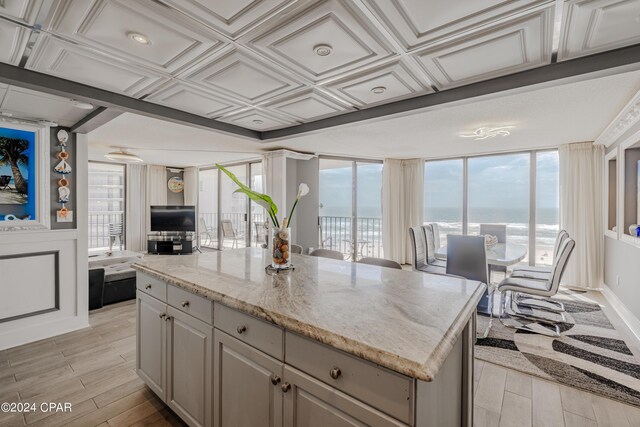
[214, 330, 283, 427]
[136, 291, 167, 400]
[167, 306, 213, 427]
[283, 366, 406, 427]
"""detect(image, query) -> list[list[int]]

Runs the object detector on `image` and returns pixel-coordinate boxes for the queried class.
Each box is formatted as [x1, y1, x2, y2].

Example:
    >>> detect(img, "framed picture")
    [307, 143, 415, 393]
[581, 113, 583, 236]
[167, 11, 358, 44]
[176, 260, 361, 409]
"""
[0, 123, 50, 231]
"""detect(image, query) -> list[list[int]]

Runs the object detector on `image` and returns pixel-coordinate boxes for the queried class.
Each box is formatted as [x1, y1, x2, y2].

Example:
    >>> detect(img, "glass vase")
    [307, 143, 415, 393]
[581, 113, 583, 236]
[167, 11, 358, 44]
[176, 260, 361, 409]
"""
[271, 227, 292, 269]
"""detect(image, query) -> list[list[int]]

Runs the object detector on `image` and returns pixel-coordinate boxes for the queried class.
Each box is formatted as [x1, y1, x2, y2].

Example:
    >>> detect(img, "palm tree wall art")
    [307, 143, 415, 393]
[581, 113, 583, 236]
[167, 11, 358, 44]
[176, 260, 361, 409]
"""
[0, 136, 29, 195]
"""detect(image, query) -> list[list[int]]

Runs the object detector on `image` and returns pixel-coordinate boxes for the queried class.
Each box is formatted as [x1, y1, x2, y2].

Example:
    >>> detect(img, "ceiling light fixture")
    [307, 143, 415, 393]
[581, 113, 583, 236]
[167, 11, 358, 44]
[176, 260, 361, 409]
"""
[459, 126, 514, 140]
[127, 31, 151, 45]
[105, 149, 143, 163]
[252, 119, 264, 125]
[313, 44, 332, 57]
[371, 86, 386, 94]
[72, 100, 94, 110]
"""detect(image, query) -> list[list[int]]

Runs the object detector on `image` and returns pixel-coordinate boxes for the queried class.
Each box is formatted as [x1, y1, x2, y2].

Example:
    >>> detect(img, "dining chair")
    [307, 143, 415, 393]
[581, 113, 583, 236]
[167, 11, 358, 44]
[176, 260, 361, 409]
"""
[309, 248, 344, 260]
[358, 257, 402, 270]
[421, 224, 446, 268]
[408, 227, 445, 274]
[430, 223, 445, 260]
[446, 235, 492, 338]
[510, 230, 569, 279]
[480, 224, 507, 277]
[290, 244, 303, 254]
[497, 237, 575, 337]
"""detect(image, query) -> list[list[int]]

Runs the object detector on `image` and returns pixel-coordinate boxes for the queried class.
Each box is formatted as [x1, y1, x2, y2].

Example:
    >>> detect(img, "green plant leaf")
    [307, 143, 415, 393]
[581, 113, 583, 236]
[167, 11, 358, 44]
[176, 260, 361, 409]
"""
[217, 163, 279, 227]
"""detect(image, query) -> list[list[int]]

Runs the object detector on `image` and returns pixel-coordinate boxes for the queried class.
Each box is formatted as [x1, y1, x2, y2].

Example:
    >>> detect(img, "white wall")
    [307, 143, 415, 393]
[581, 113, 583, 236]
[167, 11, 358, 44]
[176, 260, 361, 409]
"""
[0, 133, 88, 350]
[603, 121, 640, 323]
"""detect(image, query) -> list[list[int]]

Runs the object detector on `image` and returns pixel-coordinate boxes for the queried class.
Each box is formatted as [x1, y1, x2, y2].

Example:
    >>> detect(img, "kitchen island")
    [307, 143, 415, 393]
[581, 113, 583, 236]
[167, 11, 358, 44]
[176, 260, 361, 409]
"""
[132, 248, 485, 427]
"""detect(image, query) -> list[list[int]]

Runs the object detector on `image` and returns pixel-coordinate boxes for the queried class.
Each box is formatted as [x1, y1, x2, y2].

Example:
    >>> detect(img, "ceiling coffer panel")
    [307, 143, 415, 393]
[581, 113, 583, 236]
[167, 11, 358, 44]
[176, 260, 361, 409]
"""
[0, 0, 44, 25]
[247, 0, 395, 83]
[26, 35, 168, 97]
[362, 0, 552, 51]
[0, 20, 29, 66]
[217, 108, 296, 131]
[145, 81, 243, 118]
[325, 60, 432, 108]
[558, 0, 640, 61]
[263, 89, 352, 121]
[45, 0, 226, 74]
[181, 47, 304, 104]
[412, 6, 554, 90]
[160, 0, 297, 40]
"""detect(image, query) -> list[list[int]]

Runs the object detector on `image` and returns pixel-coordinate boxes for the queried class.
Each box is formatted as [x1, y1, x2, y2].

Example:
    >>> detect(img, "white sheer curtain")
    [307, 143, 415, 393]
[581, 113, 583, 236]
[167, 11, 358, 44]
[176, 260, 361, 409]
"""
[382, 159, 425, 264]
[559, 142, 604, 289]
[125, 164, 147, 252]
[146, 165, 168, 236]
[183, 167, 198, 206]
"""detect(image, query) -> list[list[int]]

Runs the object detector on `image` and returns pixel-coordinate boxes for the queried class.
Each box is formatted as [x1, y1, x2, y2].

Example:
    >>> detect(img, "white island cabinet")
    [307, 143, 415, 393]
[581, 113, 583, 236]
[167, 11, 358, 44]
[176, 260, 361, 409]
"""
[134, 248, 484, 427]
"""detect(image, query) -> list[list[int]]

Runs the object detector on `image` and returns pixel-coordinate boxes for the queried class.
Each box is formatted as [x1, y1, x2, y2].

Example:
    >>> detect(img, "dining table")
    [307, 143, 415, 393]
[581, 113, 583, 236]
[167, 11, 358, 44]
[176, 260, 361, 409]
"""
[434, 242, 528, 315]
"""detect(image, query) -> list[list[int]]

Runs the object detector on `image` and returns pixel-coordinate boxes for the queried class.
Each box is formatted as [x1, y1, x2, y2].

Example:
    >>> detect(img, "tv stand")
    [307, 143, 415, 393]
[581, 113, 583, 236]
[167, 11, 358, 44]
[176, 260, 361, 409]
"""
[147, 232, 194, 255]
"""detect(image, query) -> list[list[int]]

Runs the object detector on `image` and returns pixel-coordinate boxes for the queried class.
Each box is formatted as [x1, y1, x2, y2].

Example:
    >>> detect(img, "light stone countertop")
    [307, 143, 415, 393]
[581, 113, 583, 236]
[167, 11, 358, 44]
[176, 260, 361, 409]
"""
[133, 248, 485, 381]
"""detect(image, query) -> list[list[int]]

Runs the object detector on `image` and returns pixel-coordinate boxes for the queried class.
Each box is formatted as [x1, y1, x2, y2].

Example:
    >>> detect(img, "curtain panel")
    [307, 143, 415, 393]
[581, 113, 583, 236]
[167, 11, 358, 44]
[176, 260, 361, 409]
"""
[559, 142, 604, 289]
[125, 164, 147, 252]
[146, 165, 168, 237]
[382, 159, 425, 264]
[183, 167, 198, 206]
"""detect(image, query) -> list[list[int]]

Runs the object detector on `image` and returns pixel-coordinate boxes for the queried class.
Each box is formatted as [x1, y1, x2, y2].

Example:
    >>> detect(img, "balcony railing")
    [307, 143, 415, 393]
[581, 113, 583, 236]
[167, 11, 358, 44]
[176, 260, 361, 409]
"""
[199, 212, 266, 249]
[89, 212, 124, 250]
[320, 216, 383, 260]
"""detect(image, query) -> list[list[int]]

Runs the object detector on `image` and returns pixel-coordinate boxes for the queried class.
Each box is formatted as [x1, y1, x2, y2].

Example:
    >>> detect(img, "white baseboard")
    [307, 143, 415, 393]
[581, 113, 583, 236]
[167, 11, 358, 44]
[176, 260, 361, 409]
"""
[601, 283, 640, 343]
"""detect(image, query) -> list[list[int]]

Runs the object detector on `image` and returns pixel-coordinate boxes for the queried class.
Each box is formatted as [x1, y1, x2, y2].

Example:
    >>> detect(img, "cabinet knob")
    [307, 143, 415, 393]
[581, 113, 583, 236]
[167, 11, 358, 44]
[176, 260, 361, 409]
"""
[329, 367, 342, 380]
[237, 325, 247, 334]
[281, 382, 291, 393]
[181, 301, 189, 308]
[270, 375, 281, 386]
[145, 284, 152, 290]
[159, 313, 166, 319]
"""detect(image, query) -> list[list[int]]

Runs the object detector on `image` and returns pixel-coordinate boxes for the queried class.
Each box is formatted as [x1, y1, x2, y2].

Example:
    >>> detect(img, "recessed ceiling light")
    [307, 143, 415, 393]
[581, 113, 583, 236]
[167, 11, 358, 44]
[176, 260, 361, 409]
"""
[127, 31, 151, 45]
[313, 44, 333, 57]
[72, 100, 94, 110]
[252, 119, 264, 125]
[38, 120, 58, 127]
[459, 126, 514, 140]
[371, 86, 386, 94]
[105, 149, 143, 163]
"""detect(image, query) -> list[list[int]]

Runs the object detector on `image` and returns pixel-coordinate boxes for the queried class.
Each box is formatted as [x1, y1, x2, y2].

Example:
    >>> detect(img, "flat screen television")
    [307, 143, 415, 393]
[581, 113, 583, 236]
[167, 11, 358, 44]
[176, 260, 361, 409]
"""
[150, 206, 196, 232]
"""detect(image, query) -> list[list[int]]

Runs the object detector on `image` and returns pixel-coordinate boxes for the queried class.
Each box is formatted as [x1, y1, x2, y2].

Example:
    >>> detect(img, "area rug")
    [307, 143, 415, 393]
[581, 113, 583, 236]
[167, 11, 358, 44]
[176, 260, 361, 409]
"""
[475, 289, 640, 407]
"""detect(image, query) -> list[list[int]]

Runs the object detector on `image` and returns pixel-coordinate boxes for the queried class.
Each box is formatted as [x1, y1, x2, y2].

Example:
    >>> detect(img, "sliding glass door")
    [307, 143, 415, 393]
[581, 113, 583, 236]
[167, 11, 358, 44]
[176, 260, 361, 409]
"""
[198, 161, 262, 250]
[319, 158, 383, 260]
[424, 150, 558, 267]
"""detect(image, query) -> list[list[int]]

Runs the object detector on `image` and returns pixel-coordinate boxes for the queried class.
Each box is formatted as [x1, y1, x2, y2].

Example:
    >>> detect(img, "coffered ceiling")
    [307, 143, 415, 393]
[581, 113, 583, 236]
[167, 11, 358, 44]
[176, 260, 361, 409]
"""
[0, 0, 639, 134]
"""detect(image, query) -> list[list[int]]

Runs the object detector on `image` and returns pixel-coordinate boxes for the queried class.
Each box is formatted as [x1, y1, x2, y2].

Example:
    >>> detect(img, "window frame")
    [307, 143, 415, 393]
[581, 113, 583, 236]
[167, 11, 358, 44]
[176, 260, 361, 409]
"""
[87, 160, 127, 251]
[425, 149, 558, 267]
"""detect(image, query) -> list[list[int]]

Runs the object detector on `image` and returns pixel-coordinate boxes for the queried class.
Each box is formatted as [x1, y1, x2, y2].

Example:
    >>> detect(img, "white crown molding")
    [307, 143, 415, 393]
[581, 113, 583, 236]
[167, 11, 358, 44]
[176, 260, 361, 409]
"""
[263, 149, 315, 160]
[595, 89, 640, 147]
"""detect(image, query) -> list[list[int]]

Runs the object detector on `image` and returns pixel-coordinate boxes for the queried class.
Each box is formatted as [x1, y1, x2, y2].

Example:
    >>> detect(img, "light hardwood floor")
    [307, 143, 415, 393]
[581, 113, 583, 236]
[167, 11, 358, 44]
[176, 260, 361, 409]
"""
[1, 298, 639, 427]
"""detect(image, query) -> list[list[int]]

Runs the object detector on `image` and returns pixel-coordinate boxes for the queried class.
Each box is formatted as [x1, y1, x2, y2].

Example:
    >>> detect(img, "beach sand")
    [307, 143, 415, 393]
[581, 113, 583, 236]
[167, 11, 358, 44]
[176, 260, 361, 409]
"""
[0, 188, 27, 204]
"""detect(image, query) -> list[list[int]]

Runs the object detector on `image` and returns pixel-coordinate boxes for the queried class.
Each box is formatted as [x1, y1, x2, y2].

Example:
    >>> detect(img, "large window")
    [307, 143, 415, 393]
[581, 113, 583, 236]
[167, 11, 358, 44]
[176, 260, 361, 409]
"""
[319, 158, 383, 260]
[88, 162, 125, 251]
[424, 151, 559, 267]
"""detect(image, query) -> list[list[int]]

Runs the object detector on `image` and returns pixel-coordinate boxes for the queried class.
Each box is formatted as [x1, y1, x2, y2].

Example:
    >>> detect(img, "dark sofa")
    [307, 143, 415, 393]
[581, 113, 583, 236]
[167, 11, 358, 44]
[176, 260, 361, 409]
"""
[89, 252, 143, 310]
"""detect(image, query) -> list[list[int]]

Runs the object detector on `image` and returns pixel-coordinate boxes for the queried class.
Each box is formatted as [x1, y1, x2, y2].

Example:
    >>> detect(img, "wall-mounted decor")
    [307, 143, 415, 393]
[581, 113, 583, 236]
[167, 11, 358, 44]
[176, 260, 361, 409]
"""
[168, 175, 184, 193]
[0, 123, 49, 231]
[54, 129, 72, 222]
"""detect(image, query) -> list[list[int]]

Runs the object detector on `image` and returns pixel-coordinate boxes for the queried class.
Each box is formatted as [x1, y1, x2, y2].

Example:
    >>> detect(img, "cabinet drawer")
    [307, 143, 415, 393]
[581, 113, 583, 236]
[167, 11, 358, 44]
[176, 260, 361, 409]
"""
[136, 272, 167, 302]
[214, 303, 283, 360]
[285, 332, 414, 425]
[167, 285, 213, 325]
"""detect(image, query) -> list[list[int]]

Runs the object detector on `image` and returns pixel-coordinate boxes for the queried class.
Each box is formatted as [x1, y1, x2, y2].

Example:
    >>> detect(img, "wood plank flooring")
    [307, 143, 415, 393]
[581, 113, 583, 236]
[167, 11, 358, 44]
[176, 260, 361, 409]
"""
[1, 297, 639, 426]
